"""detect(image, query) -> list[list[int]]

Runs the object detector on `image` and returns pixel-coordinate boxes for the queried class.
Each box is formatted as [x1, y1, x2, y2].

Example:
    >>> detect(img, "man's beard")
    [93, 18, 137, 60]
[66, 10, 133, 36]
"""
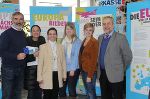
[12, 23, 23, 31]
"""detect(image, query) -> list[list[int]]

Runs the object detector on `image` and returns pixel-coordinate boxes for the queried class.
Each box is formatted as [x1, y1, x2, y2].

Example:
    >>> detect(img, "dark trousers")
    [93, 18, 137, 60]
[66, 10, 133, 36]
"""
[99, 70, 123, 99]
[27, 88, 42, 99]
[43, 71, 59, 99]
[59, 69, 80, 97]
[81, 70, 97, 99]
[1, 66, 24, 99]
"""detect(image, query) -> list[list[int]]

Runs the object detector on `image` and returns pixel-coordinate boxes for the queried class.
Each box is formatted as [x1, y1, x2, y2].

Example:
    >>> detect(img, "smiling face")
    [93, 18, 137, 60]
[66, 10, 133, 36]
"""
[84, 27, 93, 38]
[83, 23, 94, 38]
[102, 17, 114, 34]
[31, 26, 40, 38]
[47, 30, 57, 42]
[65, 26, 75, 37]
[12, 13, 24, 31]
[64, 22, 76, 40]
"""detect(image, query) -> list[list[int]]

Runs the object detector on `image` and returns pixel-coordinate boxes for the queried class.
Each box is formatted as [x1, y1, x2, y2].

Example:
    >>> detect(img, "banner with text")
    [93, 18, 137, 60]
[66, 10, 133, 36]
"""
[96, 0, 126, 35]
[0, 3, 19, 35]
[127, 1, 150, 99]
[76, 6, 116, 40]
[30, 6, 72, 42]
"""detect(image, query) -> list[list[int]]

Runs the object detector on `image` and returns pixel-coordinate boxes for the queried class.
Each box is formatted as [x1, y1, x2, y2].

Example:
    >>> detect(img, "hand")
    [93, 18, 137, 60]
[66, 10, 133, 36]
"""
[86, 77, 91, 82]
[63, 78, 66, 82]
[33, 51, 39, 57]
[17, 53, 26, 60]
[69, 70, 74, 76]
[38, 80, 43, 84]
[38, 80, 43, 89]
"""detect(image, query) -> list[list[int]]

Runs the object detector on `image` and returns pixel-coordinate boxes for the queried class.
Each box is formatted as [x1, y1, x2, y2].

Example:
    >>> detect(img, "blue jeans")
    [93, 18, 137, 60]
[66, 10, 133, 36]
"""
[81, 71, 97, 99]
[1, 66, 24, 99]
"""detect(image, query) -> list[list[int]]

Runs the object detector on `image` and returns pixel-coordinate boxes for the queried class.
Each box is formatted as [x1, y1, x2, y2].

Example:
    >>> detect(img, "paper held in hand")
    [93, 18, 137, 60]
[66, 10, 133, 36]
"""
[24, 46, 38, 54]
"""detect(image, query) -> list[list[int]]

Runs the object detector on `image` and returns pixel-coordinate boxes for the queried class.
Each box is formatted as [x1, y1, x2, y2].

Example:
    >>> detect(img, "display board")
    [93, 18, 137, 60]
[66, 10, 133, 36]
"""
[127, 1, 150, 99]
[30, 6, 72, 42]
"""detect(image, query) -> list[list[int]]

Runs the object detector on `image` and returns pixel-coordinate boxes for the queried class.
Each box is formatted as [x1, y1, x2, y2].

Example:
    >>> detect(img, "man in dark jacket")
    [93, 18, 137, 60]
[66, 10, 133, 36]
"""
[0, 12, 27, 99]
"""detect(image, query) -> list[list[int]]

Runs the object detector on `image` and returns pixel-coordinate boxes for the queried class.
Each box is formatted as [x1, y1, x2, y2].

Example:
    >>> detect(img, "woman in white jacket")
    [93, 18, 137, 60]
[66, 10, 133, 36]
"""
[37, 27, 66, 99]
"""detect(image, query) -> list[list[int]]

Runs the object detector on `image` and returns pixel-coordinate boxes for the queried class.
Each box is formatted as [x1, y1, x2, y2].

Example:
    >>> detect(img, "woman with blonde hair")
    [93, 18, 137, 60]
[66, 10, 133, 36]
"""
[79, 23, 98, 99]
[59, 22, 81, 97]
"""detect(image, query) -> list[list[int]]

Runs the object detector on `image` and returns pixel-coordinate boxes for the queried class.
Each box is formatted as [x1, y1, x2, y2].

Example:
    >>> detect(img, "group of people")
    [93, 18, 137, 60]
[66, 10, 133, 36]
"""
[0, 12, 133, 99]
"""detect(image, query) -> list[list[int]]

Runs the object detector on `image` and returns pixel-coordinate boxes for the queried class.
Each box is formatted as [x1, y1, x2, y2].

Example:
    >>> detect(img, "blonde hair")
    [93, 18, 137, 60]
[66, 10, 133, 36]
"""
[84, 23, 95, 33]
[63, 22, 77, 42]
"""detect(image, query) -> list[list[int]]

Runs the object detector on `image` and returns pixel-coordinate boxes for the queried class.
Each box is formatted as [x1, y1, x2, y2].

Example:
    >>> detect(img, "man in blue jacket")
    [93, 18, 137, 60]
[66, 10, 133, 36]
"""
[0, 12, 27, 99]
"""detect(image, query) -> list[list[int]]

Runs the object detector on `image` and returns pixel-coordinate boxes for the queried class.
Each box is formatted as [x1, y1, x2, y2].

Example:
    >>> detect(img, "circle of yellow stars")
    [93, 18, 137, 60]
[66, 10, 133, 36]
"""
[132, 64, 150, 83]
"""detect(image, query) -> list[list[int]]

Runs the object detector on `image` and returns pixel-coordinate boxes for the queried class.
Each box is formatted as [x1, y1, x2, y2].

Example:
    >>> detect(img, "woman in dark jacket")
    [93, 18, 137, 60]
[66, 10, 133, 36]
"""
[24, 25, 46, 99]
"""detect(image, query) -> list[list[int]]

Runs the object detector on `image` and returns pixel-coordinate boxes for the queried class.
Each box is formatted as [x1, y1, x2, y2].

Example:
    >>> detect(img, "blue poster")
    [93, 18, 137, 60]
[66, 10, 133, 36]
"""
[30, 6, 72, 42]
[127, 1, 150, 99]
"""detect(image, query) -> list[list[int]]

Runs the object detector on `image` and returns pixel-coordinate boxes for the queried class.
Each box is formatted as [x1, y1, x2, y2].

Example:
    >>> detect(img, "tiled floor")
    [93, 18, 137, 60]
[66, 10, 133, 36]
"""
[22, 89, 101, 99]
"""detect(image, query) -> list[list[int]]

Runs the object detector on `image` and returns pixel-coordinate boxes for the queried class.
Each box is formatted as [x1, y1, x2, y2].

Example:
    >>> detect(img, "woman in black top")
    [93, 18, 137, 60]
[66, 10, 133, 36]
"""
[24, 25, 46, 99]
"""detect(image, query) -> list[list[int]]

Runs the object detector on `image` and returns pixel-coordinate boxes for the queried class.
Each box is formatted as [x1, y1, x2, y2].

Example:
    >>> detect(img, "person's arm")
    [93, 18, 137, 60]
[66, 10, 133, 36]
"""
[121, 35, 133, 68]
[0, 32, 18, 60]
[87, 41, 99, 79]
[61, 45, 67, 81]
[37, 45, 44, 82]
[69, 40, 81, 76]
[70, 40, 81, 71]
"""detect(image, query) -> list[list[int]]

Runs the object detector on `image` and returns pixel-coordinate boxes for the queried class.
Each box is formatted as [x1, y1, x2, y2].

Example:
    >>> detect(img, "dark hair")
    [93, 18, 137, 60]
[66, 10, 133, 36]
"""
[12, 12, 24, 19]
[31, 25, 41, 32]
[47, 27, 57, 35]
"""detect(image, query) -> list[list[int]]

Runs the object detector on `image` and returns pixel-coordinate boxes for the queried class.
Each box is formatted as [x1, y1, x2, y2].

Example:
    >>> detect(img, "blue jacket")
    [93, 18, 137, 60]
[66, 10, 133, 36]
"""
[62, 38, 81, 71]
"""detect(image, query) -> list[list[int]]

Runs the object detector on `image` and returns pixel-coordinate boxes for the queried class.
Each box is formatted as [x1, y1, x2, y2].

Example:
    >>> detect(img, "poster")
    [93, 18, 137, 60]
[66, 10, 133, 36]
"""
[30, 6, 72, 42]
[76, 6, 116, 40]
[96, 0, 124, 6]
[0, 3, 19, 35]
[96, 0, 126, 34]
[127, 1, 150, 99]
[130, 10, 150, 95]
[76, 6, 116, 96]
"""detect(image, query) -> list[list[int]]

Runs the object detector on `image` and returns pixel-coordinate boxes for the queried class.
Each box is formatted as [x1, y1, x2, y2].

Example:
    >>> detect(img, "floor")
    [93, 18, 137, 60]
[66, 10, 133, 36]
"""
[22, 89, 101, 99]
